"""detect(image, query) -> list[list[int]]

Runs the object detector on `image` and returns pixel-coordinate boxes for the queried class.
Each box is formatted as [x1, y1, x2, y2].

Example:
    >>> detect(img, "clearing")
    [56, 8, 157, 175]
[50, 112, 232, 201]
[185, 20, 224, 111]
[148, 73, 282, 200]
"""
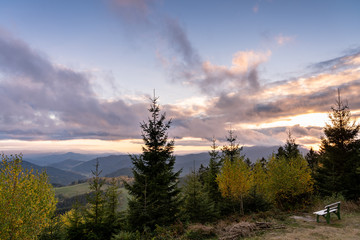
[245, 211, 360, 240]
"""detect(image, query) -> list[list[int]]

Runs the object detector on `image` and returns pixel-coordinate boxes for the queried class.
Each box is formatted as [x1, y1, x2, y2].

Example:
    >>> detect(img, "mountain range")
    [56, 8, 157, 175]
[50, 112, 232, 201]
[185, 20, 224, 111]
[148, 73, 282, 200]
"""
[20, 146, 308, 186]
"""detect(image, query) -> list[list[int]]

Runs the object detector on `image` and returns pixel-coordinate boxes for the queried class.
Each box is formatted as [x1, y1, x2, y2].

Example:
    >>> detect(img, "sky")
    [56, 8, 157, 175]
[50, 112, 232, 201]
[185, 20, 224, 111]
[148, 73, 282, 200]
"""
[0, 0, 360, 155]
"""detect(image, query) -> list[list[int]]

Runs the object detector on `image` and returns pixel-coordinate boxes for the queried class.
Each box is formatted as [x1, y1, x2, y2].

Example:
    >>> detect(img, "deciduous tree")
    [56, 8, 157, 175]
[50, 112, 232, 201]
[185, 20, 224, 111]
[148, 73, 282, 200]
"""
[0, 154, 57, 240]
[265, 154, 313, 209]
[216, 156, 251, 215]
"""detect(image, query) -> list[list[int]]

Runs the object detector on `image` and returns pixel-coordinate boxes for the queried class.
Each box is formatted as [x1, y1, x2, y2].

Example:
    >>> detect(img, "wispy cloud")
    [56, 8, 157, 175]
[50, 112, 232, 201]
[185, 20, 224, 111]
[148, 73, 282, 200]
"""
[275, 34, 295, 46]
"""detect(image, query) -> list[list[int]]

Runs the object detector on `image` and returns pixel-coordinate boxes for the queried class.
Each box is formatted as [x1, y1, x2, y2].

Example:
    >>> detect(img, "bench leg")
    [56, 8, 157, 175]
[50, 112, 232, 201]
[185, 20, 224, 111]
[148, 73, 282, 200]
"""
[316, 215, 320, 223]
[325, 213, 330, 224]
[335, 211, 340, 220]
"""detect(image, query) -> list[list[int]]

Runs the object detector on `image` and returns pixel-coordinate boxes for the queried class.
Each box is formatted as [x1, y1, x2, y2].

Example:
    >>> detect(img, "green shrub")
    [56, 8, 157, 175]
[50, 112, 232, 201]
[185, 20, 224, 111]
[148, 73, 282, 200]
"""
[111, 231, 141, 240]
[184, 224, 216, 240]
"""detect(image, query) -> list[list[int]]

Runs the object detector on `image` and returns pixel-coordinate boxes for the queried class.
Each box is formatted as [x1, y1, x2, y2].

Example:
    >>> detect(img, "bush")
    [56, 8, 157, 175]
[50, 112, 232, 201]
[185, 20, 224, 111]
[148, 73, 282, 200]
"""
[310, 193, 360, 213]
[243, 187, 271, 213]
[111, 231, 141, 240]
[184, 224, 216, 240]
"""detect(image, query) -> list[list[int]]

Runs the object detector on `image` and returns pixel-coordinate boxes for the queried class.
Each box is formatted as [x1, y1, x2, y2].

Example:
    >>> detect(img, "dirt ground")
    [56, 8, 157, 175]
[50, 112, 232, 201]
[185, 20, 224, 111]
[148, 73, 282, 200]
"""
[246, 212, 360, 240]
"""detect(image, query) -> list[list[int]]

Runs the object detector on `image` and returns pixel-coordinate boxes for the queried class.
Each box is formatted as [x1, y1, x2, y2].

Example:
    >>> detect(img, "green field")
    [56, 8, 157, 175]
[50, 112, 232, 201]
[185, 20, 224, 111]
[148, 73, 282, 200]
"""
[55, 182, 129, 211]
[55, 182, 91, 198]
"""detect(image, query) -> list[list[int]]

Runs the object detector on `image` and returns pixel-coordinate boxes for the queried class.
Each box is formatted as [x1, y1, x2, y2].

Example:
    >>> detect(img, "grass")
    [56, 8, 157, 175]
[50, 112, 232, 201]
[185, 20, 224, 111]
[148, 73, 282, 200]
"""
[179, 200, 360, 240]
[55, 182, 129, 211]
[244, 211, 360, 240]
[55, 182, 91, 198]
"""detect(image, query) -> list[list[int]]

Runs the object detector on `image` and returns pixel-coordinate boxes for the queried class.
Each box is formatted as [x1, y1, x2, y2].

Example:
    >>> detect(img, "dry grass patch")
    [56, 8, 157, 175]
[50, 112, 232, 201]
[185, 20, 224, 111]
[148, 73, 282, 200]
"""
[245, 210, 360, 240]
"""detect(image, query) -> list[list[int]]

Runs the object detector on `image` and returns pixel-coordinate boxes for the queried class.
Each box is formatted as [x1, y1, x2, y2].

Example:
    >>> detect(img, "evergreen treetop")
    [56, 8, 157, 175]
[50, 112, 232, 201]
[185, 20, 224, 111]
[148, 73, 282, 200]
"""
[125, 96, 181, 231]
[276, 131, 301, 160]
[222, 129, 243, 161]
[316, 90, 360, 200]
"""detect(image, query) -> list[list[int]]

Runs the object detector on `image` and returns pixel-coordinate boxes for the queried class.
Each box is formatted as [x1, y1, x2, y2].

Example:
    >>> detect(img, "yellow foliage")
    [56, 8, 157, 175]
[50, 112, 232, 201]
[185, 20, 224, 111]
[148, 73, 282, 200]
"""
[0, 154, 57, 240]
[216, 156, 251, 201]
[261, 155, 314, 208]
[62, 208, 85, 227]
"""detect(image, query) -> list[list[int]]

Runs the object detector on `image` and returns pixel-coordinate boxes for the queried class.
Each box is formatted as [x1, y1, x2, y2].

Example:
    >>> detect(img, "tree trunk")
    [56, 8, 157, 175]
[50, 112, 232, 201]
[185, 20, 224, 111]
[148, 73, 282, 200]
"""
[240, 195, 244, 215]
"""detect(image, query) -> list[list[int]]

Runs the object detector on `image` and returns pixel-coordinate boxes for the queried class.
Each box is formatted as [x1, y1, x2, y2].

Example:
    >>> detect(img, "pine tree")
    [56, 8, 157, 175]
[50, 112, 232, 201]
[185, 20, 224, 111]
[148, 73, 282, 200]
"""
[205, 137, 223, 208]
[305, 148, 319, 175]
[316, 91, 360, 200]
[222, 129, 242, 162]
[182, 170, 217, 223]
[103, 178, 121, 239]
[276, 131, 301, 160]
[125, 96, 181, 231]
[66, 202, 86, 240]
[84, 159, 105, 239]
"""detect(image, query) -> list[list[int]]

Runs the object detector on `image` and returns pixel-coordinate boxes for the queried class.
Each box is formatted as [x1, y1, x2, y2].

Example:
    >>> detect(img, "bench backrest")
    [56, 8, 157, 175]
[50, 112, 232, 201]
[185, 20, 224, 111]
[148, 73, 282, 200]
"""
[324, 201, 341, 209]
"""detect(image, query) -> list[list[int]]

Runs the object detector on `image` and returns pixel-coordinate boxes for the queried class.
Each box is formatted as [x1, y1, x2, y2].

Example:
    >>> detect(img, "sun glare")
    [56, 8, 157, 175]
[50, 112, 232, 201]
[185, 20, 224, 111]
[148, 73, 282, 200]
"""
[241, 112, 329, 129]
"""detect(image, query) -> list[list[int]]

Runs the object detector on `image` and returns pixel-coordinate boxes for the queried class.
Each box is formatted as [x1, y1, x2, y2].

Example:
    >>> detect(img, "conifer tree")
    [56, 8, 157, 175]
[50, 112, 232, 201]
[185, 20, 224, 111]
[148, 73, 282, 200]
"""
[222, 129, 242, 161]
[305, 148, 319, 175]
[84, 159, 106, 239]
[103, 178, 121, 239]
[182, 169, 217, 223]
[125, 95, 181, 231]
[205, 137, 223, 208]
[66, 202, 86, 240]
[276, 131, 301, 160]
[316, 91, 360, 200]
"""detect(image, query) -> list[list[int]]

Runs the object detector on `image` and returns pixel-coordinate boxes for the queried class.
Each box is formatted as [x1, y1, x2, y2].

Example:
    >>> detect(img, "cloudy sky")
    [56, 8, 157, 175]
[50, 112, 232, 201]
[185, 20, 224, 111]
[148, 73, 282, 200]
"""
[0, 0, 360, 154]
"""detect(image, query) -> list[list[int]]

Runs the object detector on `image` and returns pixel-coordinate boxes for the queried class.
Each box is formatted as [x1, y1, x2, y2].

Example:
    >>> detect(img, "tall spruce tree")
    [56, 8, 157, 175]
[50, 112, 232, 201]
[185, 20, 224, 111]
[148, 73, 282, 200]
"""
[305, 148, 319, 176]
[205, 137, 223, 208]
[222, 129, 242, 162]
[276, 131, 301, 160]
[182, 169, 217, 223]
[125, 96, 181, 231]
[84, 159, 106, 239]
[316, 91, 360, 200]
[102, 178, 122, 239]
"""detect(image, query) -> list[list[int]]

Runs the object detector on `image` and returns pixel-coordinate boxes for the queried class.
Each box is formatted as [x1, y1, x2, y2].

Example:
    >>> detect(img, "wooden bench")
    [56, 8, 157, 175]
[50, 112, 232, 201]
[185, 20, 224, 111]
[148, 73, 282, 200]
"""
[313, 201, 341, 224]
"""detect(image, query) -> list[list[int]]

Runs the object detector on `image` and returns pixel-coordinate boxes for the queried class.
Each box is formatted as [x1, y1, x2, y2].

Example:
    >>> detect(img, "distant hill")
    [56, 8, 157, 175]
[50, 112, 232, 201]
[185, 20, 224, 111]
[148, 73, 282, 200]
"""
[175, 153, 210, 176]
[18, 146, 309, 180]
[241, 145, 308, 161]
[105, 167, 133, 178]
[20, 161, 86, 186]
[24, 152, 107, 166]
[49, 159, 83, 171]
[71, 155, 133, 177]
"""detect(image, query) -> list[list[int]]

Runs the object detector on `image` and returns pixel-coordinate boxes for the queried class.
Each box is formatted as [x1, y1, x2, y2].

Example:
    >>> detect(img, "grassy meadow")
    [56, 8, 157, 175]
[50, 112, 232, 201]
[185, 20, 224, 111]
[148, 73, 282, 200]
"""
[55, 181, 129, 211]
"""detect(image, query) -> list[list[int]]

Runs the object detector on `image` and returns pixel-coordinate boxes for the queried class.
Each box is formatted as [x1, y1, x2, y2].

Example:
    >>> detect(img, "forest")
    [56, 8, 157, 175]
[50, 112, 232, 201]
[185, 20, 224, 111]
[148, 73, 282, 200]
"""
[1, 93, 360, 240]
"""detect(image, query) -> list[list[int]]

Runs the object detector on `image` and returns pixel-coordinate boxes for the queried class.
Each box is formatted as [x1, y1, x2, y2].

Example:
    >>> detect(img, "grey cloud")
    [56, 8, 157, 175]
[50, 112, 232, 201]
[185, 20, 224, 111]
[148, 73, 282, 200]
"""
[163, 18, 201, 67]
[310, 50, 360, 73]
[164, 49, 360, 146]
[0, 30, 148, 140]
[254, 103, 282, 114]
